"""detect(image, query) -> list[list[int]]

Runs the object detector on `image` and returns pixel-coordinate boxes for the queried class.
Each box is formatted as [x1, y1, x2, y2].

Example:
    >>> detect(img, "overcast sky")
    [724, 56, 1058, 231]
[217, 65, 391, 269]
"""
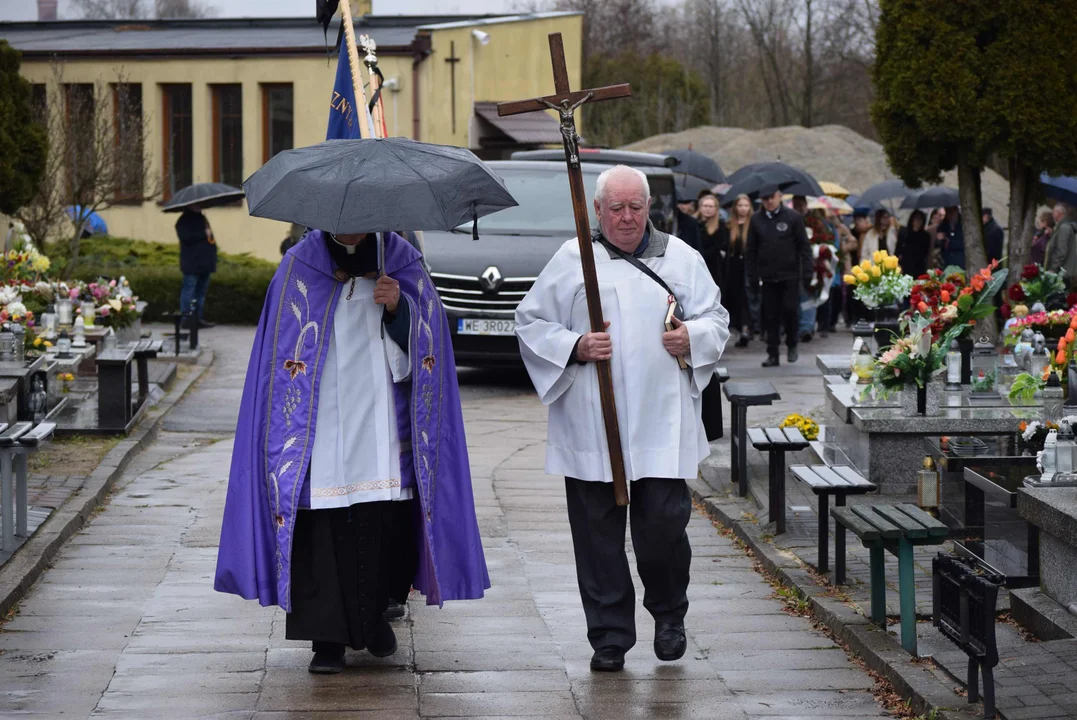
[0, 0, 522, 22]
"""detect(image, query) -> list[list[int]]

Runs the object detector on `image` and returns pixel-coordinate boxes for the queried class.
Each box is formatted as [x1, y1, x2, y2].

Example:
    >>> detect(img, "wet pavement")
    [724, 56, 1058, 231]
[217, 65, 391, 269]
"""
[0, 327, 893, 719]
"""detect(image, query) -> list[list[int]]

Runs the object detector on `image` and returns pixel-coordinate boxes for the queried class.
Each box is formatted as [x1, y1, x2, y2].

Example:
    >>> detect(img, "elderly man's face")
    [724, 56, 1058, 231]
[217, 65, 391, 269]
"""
[595, 177, 651, 252]
[761, 191, 782, 213]
[1055, 205, 1066, 224]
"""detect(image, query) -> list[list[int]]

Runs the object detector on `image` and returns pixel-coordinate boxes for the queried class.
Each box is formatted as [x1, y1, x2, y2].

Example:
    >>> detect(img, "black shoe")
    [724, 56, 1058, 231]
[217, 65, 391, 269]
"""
[590, 646, 626, 672]
[819, 330, 829, 339]
[734, 335, 750, 348]
[198, 319, 216, 328]
[308, 643, 346, 674]
[367, 620, 398, 658]
[654, 622, 687, 662]
[383, 599, 406, 621]
[788, 347, 799, 363]
[761, 355, 780, 368]
[801, 332, 813, 343]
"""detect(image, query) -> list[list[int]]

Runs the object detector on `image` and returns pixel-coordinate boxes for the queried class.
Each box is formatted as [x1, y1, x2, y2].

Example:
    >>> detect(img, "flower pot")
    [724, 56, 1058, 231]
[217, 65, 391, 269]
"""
[900, 381, 941, 417]
[117, 319, 141, 345]
[873, 305, 901, 352]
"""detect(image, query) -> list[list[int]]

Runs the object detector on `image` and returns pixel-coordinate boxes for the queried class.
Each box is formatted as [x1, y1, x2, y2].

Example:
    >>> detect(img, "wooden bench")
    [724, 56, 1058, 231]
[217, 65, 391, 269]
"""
[131, 339, 164, 403]
[723, 380, 781, 497]
[832, 503, 949, 655]
[790, 465, 877, 575]
[0, 420, 54, 551]
[748, 427, 810, 534]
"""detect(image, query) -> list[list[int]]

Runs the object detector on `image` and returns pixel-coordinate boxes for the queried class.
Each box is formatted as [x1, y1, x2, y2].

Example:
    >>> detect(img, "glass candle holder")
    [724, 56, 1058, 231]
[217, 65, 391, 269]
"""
[80, 301, 95, 328]
[970, 340, 998, 394]
[56, 298, 73, 326]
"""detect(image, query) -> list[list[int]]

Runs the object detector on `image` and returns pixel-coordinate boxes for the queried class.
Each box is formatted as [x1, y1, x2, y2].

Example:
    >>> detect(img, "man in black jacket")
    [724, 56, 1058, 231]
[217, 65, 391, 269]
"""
[746, 185, 812, 367]
[982, 208, 1005, 264]
[176, 205, 217, 328]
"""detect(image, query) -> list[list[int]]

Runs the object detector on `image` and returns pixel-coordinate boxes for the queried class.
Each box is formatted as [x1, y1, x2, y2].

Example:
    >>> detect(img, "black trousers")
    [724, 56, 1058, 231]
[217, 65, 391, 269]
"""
[565, 477, 692, 652]
[286, 499, 417, 650]
[761, 279, 801, 356]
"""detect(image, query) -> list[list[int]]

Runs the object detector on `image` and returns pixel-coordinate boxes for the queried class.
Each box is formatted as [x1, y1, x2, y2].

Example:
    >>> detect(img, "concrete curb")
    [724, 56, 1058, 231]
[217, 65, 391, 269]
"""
[0, 350, 215, 618]
[688, 477, 982, 720]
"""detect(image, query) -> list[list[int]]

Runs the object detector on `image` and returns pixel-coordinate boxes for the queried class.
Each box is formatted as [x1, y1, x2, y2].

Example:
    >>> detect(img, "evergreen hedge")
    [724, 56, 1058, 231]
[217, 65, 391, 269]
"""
[52, 236, 276, 325]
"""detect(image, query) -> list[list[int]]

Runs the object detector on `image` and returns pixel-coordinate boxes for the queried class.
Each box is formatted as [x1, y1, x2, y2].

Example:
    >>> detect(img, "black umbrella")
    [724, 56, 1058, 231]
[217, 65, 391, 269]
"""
[667, 149, 725, 183]
[673, 173, 717, 202]
[161, 182, 245, 212]
[900, 186, 960, 210]
[243, 138, 518, 235]
[727, 161, 823, 197]
[718, 172, 798, 207]
[857, 179, 914, 209]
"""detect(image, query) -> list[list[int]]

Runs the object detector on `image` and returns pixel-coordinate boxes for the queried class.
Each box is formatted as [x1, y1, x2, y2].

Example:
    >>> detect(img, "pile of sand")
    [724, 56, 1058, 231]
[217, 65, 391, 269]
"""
[623, 124, 1010, 224]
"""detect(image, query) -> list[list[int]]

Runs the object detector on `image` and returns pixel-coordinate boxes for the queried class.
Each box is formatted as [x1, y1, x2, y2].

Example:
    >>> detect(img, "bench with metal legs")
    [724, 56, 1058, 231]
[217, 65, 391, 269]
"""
[723, 381, 780, 497]
[0, 421, 56, 552]
[747, 427, 810, 534]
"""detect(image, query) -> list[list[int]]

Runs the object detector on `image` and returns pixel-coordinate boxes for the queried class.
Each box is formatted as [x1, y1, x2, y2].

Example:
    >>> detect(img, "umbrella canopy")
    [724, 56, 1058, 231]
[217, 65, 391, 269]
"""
[819, 181, 850, 199]
[727, 161, 824, 197]
[900, 186, 960, 210]
[667, 149, 725, 183]
[243, 138, 518, 234]
[1041, 174, 1077, 206]
[857, 179, 915, 209]
[65, 206, 108, 235]
[719, 171, 798, 207]
[815, 196, 854, 215]
[161, 182, 245, 213]
[673, 173, 717, 202]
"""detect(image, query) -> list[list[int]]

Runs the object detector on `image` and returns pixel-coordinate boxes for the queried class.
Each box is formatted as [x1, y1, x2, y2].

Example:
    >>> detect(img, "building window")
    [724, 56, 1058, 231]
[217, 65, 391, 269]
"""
[262, 84, 293, 162]
[63, 84, 96, 204]
[30, 84, 47, 127]
[212, 84, 243, 187]
[112, 83, 144, 202]
[162, 84, 193, 199]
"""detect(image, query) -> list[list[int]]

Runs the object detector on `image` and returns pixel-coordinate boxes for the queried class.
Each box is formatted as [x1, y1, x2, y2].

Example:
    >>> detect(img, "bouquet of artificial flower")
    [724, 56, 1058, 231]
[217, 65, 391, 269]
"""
[1011, 264, 1067, 309]
[843, 250, 914, 309]
[779, 413, 819, 441]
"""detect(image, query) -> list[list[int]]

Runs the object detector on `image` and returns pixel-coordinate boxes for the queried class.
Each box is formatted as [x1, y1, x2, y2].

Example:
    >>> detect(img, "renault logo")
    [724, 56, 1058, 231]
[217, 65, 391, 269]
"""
[479, 266, 503, 292]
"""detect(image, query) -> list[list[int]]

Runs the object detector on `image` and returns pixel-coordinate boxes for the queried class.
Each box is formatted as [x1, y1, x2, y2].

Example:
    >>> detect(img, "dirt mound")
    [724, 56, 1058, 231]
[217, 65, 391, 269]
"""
[623, 124, 1010, 223]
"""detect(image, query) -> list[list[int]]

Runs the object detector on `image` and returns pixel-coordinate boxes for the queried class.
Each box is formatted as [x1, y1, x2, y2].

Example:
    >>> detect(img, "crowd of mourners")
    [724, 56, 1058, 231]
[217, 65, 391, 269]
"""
[663, 188, 1077, 367]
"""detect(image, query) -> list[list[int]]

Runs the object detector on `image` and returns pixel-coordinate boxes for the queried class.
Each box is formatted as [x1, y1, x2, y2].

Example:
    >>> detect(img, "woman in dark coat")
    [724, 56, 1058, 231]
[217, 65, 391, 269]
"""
[722, 194, 753, 348]
[895, 209, 932, 280]
[696, 192, 726, 284]
[175, 205, 217, 328]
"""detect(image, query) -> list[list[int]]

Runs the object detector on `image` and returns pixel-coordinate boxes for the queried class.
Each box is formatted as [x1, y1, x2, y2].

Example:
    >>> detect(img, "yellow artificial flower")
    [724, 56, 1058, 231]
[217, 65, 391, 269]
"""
[33, 337, 41, 347]
[859, 259, 871, 271]
[43, 341, 52, 347]
[32, 256, 50, 273]
[884, 256, 899, 270]
[871, 266, 882, 278]
[843, 274, 857, 285]
[872, 250, 884, 264]
[896, 265, 902, 274]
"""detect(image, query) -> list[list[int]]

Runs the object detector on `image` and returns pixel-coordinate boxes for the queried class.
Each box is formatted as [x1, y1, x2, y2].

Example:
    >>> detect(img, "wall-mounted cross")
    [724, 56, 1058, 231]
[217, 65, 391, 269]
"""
[444, 40, 462, 134]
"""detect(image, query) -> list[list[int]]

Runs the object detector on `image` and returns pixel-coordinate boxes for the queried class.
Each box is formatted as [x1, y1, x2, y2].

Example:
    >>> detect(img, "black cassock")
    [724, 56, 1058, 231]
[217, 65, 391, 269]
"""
[284, 234, 418, 650]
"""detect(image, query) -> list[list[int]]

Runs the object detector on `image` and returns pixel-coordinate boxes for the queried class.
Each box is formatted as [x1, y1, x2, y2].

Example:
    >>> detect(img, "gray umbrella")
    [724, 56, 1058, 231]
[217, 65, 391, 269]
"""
[857, 179, 913, 208]
[161, 182, 245, 212]
[900, 186, 960, 210]
[243, 138, 518, 235]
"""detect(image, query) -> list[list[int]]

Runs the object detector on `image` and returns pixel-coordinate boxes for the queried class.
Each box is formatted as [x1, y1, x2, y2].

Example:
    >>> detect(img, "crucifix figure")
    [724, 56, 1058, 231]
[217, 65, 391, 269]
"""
[498, 33, 633, 505]
[445, 41, 462, 134]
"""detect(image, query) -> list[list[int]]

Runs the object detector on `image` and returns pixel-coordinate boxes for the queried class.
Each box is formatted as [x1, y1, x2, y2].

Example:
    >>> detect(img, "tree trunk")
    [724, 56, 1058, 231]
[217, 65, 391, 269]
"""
[1007, 157, 1039, 278]
[800, 0, 813, 128]
[958, 157, 995, 337]
[64, 228, 81, 281]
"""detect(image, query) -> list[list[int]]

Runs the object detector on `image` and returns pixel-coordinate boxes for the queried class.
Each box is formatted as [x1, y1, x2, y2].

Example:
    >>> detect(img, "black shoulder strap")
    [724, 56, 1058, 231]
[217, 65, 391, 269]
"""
[595, 235, 675, 297]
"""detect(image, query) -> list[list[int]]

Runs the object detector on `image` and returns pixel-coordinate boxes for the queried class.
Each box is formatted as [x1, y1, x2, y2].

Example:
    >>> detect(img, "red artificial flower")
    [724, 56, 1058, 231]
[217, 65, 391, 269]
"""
[917, 274, 930, 281]
[1068, 292, 1077, 309]
[1001, 303, 1012, 319]
[1022, 264, 1041, 280]
[1008, 284, 1026, 302]
[940, 282, 956, 294]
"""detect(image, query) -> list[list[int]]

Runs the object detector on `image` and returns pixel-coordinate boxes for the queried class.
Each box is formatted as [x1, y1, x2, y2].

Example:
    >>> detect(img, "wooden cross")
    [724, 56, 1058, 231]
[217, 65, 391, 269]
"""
[497, 33, 633, 506]
[445, 41, 462, 134]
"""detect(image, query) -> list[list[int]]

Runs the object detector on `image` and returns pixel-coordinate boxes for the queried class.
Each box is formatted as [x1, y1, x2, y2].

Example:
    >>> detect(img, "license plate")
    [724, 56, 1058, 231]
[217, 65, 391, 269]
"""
[457, 318, 516, 336]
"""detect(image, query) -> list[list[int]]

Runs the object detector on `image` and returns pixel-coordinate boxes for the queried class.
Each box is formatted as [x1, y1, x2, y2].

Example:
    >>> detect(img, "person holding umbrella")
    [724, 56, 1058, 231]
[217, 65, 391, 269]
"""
[747, 185, 812, 367]
[175, 204, 217, 329]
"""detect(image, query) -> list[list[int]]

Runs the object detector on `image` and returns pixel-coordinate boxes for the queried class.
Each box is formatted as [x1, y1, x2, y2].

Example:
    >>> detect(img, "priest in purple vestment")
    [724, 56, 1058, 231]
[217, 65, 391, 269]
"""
[214, 229, 489, 674]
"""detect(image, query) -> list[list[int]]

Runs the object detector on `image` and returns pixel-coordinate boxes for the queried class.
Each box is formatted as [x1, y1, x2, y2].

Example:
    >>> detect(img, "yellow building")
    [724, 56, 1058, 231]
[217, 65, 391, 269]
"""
[4, 11, 583, 260]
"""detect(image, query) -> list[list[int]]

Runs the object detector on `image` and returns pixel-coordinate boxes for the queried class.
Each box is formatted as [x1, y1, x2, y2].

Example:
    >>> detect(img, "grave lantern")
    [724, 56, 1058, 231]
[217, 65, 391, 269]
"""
[1044, 371, 1064, 424]
[969, 337, 998, 396]
[56, 298, 73, 327]
[917, 455, 940, 516]
[1030, 344, 1050, 382]
[945, 339, 962, 391]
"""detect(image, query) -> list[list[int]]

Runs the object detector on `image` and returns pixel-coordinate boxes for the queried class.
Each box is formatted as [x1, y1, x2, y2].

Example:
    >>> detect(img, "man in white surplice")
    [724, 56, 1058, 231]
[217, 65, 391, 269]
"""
[515, 165, 729, 673]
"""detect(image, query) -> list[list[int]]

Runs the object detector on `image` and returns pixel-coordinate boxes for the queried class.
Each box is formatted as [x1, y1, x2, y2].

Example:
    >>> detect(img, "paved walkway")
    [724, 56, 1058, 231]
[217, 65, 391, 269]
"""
[0, 328, 893, 718]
